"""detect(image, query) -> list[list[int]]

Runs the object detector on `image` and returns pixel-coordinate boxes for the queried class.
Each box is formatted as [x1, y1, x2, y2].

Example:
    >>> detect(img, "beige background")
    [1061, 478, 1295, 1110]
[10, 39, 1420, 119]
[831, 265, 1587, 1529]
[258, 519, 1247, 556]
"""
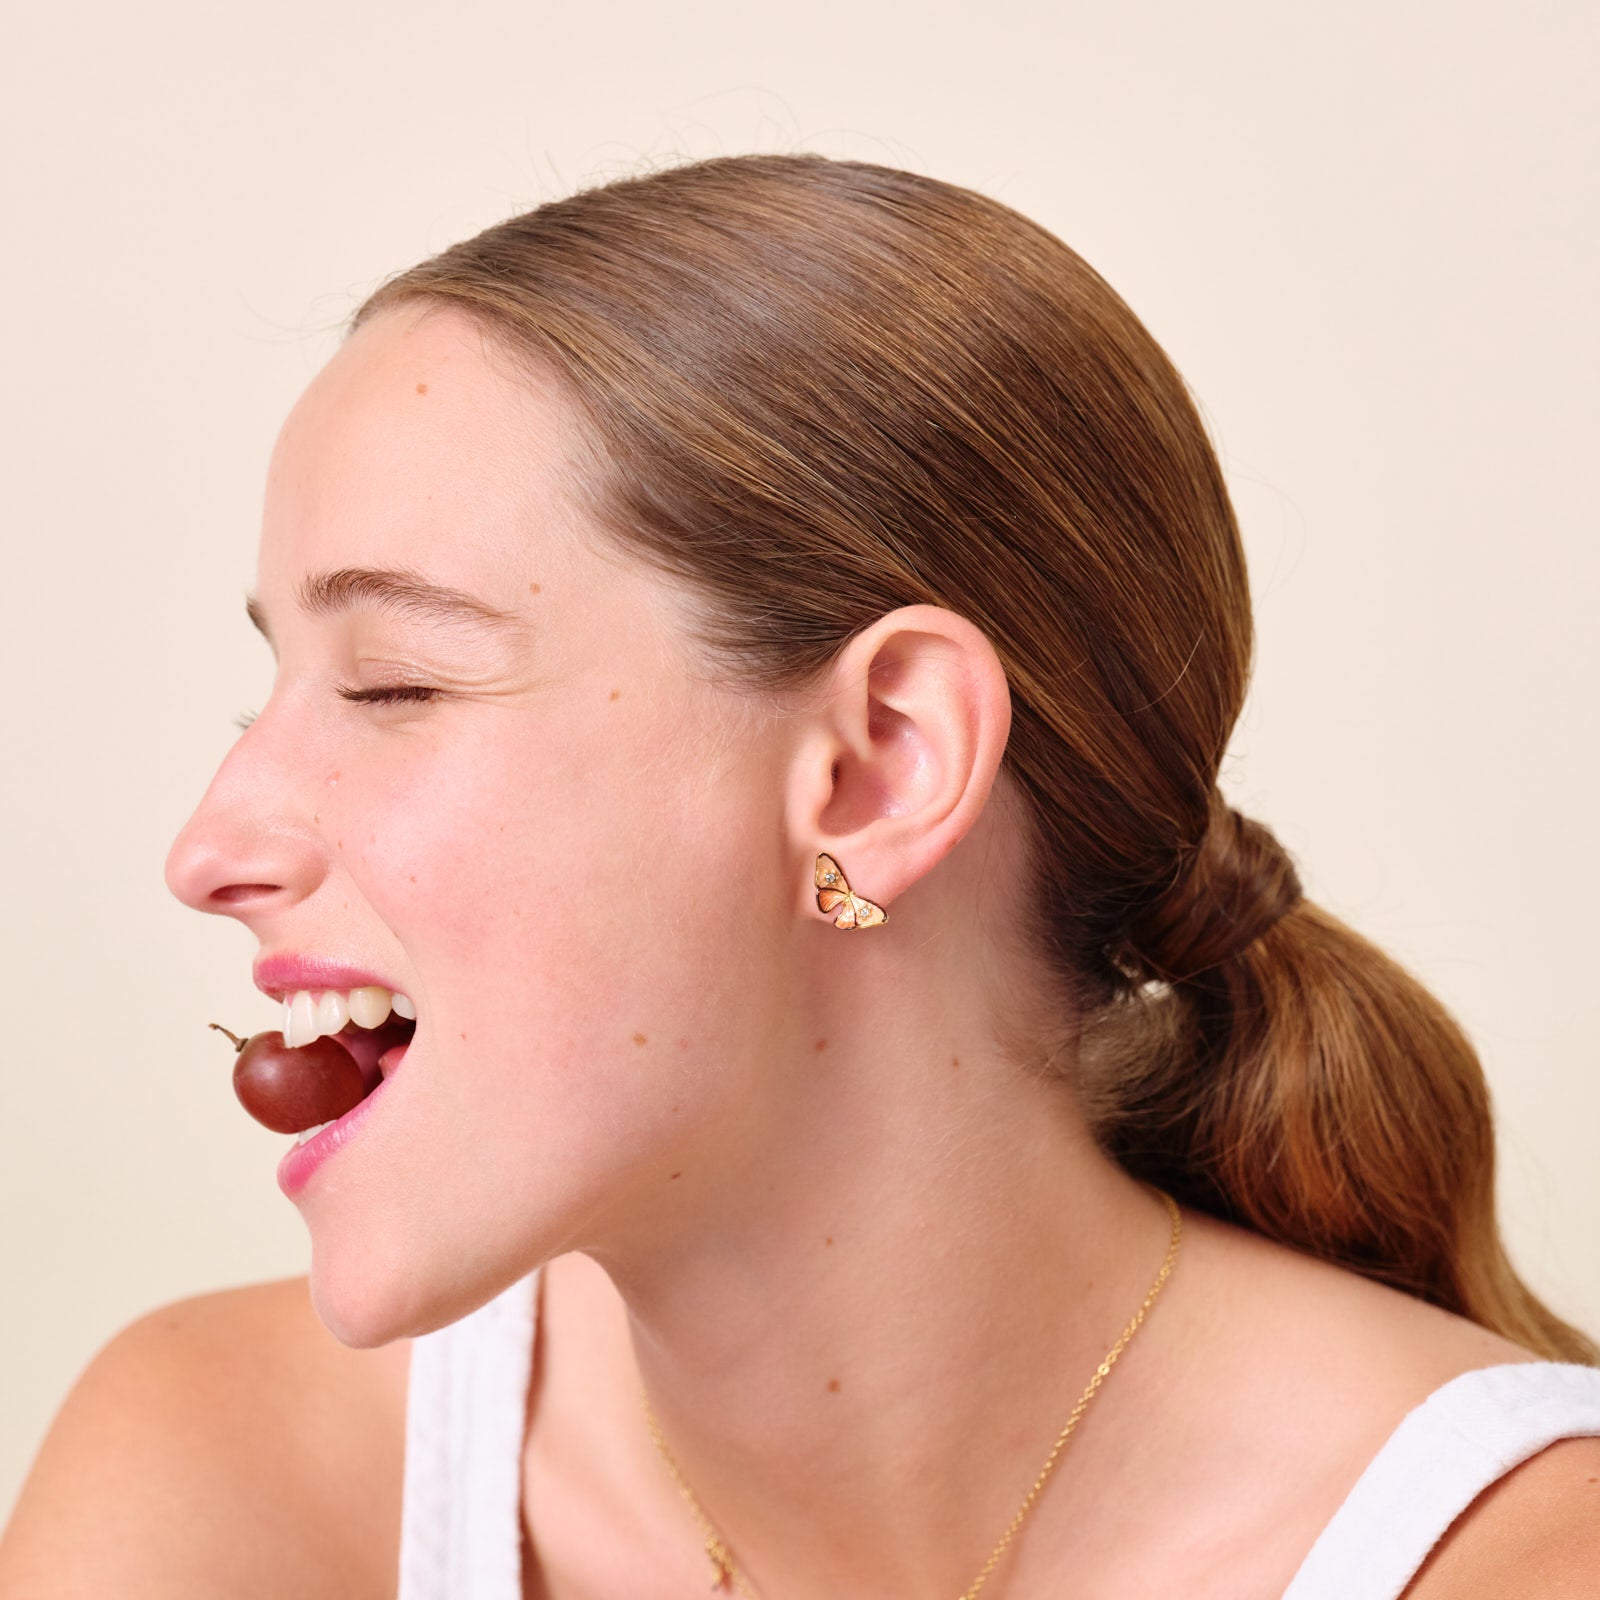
[3, 0, 1595, 1522]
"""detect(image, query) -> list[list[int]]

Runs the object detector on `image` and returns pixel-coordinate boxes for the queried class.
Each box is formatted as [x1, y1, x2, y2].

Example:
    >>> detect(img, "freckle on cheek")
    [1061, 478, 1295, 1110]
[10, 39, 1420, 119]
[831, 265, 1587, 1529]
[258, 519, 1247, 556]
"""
[631, 1031, 647, 1045]
[415, 382, 428, 394]
[827, 1378, 841, 1393]
[669, 1171, 682, 1180]
[815, 1037, 828, 1051]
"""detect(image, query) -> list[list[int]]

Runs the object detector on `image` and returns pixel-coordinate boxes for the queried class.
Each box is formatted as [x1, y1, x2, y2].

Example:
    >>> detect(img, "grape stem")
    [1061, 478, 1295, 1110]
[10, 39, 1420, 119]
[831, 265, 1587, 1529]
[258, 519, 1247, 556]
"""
[208, 1022, 247, 1053]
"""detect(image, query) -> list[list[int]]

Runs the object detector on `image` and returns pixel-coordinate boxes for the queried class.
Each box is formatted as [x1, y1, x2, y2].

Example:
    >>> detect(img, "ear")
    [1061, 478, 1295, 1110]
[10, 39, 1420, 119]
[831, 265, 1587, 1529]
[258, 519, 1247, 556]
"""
[783, 604, 1012, 924]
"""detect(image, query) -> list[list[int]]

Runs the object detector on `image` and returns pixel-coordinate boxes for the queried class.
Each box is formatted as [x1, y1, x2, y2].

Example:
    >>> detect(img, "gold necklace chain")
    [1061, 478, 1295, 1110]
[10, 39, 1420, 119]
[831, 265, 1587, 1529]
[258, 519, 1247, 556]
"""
[642, 1185, 1182, 1600]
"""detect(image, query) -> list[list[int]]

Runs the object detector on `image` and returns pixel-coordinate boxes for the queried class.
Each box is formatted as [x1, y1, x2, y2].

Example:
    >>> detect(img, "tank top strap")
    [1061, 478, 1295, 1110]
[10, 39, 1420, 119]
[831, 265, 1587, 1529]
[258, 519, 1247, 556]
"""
[396, 1264, 543, 1600]
[1281, 1360, 1600, 1599]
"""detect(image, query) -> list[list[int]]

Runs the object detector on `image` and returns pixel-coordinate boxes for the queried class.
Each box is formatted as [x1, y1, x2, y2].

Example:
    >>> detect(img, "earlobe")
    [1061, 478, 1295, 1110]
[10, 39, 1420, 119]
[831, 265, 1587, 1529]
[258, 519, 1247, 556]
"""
[813, 851, 890, 930]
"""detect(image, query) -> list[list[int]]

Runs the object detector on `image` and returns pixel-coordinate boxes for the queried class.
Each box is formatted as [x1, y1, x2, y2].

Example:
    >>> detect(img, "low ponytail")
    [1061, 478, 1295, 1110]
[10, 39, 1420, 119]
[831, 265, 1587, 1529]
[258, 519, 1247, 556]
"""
[1075, 790, 1599, 1365]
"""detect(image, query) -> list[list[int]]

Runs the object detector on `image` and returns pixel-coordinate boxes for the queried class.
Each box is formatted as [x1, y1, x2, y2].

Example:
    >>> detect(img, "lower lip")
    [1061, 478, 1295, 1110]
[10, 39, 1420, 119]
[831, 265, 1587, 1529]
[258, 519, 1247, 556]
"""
[276, 1043, 411, 1198]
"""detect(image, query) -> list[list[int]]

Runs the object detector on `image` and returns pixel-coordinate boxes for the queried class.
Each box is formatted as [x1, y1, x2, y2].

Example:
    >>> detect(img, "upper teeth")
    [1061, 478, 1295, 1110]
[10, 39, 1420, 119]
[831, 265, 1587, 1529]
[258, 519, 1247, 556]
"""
[281, 986, 416, 1049]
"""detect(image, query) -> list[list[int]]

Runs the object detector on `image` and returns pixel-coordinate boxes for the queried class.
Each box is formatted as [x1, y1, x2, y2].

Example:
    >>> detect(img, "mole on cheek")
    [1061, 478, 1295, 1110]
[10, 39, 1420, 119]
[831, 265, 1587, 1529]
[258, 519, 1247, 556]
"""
[415, 382, 428, 394]
[826, 1378, 841, 1393]
[632, 1031, 648, 1045]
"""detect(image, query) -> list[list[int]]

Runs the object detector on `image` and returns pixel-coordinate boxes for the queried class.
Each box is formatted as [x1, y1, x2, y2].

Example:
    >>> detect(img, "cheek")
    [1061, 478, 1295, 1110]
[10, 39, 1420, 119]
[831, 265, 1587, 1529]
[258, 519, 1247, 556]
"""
[350, 705, 784, 1134]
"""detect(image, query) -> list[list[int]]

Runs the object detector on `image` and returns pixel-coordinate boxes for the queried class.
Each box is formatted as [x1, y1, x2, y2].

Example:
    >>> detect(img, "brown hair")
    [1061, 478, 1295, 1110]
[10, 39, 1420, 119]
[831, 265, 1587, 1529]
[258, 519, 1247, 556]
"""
[349, 152, 1596, 1364]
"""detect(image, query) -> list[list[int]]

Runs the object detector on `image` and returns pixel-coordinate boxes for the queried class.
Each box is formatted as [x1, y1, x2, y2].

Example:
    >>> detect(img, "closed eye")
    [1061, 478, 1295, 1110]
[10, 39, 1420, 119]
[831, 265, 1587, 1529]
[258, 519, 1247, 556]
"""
[233, 684, 442, 731]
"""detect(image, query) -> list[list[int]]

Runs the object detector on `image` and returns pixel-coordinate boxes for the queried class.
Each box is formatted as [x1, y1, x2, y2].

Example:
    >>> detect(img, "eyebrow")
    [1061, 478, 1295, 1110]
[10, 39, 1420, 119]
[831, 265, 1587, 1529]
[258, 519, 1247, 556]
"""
[244, 566, 527, 646]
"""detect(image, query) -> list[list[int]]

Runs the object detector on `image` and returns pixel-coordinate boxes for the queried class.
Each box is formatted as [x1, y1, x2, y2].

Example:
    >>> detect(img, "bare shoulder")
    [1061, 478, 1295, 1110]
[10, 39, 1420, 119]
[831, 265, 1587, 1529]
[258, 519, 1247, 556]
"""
[0, 1274, 411, 1600]
[1175, 1205, 1543, 1413]
[1164, 1208, 1598, 1597]
[1401, 1434, 1600, 1597]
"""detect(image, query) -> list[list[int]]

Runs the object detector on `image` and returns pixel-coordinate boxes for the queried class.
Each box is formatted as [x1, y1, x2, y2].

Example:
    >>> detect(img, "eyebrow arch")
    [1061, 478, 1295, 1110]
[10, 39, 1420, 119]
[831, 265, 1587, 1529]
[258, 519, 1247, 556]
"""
[244, 566, 527, 646]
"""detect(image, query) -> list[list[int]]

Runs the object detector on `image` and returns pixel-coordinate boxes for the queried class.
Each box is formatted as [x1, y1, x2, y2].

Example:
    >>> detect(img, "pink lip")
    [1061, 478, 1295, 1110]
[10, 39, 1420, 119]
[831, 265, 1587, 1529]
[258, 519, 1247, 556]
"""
[253, 952, 410, 1005]
[276, 1040, 413, 1198]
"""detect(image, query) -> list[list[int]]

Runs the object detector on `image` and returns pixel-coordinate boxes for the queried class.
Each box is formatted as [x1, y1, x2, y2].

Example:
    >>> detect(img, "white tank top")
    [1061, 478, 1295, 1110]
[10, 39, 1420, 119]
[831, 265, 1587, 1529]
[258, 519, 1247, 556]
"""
[394, 1264, 1600, 1599]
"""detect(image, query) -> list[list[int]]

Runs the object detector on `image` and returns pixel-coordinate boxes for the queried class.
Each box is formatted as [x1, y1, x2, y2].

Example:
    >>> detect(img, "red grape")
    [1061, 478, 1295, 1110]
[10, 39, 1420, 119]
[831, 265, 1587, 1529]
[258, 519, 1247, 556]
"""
[209, 1024, 368, 1134]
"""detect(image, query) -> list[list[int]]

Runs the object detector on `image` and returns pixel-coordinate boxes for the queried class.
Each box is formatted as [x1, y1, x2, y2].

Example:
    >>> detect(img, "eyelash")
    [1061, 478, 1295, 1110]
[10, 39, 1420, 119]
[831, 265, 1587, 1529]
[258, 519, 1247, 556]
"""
[338, 683, 442, 707]
[233, 684, 440, 731]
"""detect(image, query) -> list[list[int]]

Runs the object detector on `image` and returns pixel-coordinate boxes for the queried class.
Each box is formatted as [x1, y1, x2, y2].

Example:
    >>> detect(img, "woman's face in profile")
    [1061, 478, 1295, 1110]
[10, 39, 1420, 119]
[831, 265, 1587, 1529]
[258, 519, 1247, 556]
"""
[165, 303, 792, 1343]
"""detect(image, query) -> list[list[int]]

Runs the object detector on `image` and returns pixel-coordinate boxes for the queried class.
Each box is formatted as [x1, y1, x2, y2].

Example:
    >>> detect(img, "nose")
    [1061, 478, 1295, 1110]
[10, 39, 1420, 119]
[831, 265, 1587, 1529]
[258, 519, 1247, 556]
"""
[164, 733, 322, 924]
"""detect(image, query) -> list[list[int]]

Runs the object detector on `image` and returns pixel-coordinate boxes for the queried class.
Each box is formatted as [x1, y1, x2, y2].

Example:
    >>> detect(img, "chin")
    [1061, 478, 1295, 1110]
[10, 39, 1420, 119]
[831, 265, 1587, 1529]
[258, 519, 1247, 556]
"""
[302, 1222, 541, 1347]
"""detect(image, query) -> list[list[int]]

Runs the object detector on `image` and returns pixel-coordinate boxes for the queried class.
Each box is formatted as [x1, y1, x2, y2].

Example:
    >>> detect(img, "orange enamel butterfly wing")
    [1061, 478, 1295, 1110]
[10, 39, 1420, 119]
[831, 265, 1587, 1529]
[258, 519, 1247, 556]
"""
[813, 852, 888, 929]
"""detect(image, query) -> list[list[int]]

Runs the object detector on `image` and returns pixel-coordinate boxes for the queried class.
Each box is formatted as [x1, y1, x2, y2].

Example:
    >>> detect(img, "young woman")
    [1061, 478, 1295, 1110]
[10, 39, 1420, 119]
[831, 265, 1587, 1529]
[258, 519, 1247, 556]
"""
[3, 153, 1596, 1600]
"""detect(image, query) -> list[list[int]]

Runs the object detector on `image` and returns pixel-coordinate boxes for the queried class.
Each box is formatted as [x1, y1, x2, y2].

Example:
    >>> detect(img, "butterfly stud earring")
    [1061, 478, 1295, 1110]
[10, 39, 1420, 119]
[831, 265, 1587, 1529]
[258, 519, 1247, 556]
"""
[814, 852, 889, 929]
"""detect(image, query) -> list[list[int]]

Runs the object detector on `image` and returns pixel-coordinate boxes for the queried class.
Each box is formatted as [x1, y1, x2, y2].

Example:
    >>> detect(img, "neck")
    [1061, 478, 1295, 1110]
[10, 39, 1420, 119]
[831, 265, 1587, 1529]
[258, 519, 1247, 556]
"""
[530, 1017, 1201, 1599]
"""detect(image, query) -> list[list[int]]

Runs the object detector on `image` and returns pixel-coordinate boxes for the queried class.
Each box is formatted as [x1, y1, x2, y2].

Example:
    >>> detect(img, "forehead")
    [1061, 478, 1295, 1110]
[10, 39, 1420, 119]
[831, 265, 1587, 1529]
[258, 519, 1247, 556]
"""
[260, 302, 588, 595]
